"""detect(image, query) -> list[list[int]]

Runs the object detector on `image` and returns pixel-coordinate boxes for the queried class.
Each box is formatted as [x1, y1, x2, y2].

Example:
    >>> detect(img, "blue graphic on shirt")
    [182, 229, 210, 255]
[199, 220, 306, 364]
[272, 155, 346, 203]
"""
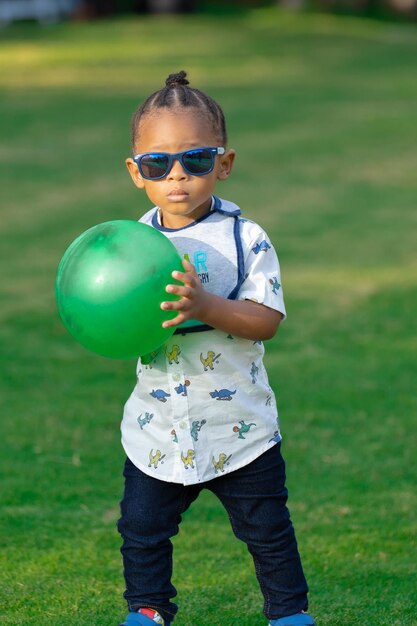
[250, 362, 259, 384]
[183, 250, 207, 272]
[194, 251, 207, 272]
[175, 380, 190, 396]
[171, 429, 178, 443]
[209, 388, 236, 401]
[268, 431, 281, 443]
[191, 419, 207, 441]
[137, 412, 154, 430]
[252, 239, 271, 254]
[183, 250, 209, 284]
[150, 389, 171, 402]
[269, 276, 281, 294]
[233, 420, 256, 439]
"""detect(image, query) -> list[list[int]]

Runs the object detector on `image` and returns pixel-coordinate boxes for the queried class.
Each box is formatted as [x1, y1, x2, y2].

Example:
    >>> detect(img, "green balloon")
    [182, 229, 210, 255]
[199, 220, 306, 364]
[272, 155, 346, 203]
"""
[55, 220, 182, 359]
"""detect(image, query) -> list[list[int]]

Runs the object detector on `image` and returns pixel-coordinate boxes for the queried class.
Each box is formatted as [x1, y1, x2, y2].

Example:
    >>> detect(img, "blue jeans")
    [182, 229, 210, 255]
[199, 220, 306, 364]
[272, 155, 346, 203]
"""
[117, 443, 309, 623]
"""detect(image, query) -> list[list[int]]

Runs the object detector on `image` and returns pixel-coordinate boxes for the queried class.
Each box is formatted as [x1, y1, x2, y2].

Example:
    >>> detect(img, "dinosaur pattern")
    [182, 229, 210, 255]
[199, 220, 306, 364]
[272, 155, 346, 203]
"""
[137, 412, 154, 430]
[150, 389, 171, 402]
[269, 276, 281, 295]
[200, 351, 221, 371]
[148, 449, 165, 469]
[141, 349, 160, 367]
[209, 388, 237, 401]
[213, 453, 232, 474]
[121, 204, 286, 485]
[166, 344, 181, 365]
[175, 380, 190, 396]
[252, 239, 271, 254]
[233, 420, 256, 439]
[191, 419, 207, 441]
[268, 431, 281, 444]
[250, 362, 259, 384]
[181, 449, 196, 469]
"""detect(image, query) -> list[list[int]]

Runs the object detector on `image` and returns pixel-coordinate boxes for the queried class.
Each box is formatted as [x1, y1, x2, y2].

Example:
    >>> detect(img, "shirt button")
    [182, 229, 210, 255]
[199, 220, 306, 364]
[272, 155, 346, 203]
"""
[179, 421, 187, 429]
[173, 373, 181, 381]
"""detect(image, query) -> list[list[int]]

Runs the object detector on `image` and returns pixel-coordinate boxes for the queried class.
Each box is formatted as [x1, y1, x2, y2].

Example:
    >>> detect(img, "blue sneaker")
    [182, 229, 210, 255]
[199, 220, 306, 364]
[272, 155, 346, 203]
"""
[269, 613, 315, 626]
[119, 608, 171, 626]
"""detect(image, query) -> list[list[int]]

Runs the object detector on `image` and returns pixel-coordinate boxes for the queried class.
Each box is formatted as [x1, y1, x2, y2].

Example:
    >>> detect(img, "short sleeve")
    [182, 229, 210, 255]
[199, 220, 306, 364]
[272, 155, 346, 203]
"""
[237, 219, 286, 319]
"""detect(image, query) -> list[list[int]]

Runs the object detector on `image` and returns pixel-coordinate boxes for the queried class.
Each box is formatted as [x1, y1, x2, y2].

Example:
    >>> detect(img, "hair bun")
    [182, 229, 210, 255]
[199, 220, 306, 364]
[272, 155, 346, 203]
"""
[165, 71, 189, 88]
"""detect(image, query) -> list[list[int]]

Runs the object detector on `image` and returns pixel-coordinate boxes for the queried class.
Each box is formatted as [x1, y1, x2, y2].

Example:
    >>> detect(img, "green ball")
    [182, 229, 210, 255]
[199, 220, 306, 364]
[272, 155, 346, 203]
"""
[55, 220, 182, 359]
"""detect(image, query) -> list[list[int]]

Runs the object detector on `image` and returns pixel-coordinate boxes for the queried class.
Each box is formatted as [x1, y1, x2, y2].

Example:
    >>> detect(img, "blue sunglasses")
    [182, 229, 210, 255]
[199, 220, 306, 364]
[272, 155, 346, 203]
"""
[133, 146, 225, 180]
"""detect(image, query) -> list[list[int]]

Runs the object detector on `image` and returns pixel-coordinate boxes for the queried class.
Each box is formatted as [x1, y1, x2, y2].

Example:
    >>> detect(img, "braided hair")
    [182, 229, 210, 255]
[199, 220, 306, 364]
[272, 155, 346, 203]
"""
[131, 71, 227, 151]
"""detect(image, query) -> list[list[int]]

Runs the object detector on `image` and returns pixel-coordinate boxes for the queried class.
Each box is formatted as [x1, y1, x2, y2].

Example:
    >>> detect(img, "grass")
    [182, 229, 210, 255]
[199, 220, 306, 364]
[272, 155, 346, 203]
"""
[0, 8, 417, 625]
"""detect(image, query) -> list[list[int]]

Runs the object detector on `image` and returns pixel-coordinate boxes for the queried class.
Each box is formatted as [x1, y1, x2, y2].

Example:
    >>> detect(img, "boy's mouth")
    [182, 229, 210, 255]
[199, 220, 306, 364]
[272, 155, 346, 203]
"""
[167, 189, 189, 201]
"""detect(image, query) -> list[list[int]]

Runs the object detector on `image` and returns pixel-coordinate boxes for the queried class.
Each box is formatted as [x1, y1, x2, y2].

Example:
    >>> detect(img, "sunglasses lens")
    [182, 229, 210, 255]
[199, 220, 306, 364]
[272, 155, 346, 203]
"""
[140, 154, 169, 179]
[183, 149, 213, 175]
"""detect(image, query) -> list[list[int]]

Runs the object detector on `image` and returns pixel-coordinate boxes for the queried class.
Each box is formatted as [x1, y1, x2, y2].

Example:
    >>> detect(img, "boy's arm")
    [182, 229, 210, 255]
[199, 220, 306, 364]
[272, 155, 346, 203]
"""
[161, 259, 282, 341]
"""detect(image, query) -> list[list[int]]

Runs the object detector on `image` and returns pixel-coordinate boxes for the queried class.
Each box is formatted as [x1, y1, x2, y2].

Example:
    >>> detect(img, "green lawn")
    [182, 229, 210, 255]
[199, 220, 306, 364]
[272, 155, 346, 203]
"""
[1, 8, 416, 625]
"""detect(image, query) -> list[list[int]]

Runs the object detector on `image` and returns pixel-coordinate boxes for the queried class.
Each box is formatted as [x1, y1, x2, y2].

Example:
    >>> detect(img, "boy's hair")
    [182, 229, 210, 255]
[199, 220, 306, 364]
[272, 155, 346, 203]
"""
[131, 70, 227, 151]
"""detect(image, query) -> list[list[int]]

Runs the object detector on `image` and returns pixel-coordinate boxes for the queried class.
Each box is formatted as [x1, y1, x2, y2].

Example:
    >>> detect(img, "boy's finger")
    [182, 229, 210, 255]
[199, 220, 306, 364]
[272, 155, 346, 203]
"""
[165, 283, 192, 297]
[171, 270, 195, 286]
[161, 296, 192, 311]
[174, 261, 197, 279]
[161, 312, 186, 328]
[181, 258, 195, 272]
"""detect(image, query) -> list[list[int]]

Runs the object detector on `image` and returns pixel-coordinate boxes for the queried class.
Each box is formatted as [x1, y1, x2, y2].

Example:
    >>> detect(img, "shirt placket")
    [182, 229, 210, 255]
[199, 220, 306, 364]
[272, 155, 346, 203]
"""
[166, 346, 198, 484]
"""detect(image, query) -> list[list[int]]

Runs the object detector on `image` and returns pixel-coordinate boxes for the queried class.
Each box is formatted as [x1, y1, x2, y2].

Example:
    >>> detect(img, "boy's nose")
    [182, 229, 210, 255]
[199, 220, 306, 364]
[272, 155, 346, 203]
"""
[168, 158, 187, 180]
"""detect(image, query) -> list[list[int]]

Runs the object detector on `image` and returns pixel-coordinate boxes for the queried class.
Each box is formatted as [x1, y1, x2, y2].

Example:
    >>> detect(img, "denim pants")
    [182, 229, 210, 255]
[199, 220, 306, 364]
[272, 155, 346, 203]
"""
[117, 443, 309, 623]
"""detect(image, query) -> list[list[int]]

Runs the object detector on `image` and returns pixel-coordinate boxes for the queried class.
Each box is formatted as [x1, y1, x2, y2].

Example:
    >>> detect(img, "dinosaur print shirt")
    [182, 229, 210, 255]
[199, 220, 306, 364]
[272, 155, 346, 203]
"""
[121, 197, 286, 485]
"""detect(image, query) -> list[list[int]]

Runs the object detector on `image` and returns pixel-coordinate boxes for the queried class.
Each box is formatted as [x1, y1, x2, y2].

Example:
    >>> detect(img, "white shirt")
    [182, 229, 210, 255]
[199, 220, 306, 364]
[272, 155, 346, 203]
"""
[121, 197, 286, 485]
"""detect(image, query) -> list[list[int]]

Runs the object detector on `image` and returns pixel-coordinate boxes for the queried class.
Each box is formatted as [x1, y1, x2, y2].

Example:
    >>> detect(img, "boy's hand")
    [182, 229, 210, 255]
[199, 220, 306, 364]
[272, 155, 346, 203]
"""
[161, 259, 281, 341]
[161, 259, 210, 328]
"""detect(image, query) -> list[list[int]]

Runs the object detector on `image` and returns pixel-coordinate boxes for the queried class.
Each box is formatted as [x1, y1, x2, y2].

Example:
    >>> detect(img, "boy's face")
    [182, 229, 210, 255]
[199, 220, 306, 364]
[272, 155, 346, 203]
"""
[126, 109, 235, 229]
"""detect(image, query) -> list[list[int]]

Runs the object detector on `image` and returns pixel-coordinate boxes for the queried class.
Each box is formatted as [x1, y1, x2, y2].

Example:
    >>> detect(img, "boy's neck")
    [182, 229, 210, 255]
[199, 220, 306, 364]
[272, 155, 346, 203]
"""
[158, 197, 214, 229]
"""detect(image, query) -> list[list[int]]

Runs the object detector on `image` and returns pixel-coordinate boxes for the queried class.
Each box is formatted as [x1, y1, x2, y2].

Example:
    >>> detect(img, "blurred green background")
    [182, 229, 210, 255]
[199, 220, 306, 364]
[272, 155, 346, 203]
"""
[0, 6, 416, 626]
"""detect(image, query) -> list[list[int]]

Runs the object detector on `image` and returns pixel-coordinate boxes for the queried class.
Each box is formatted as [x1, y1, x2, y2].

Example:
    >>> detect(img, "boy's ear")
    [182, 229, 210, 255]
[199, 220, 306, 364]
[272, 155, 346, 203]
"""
[126, 158, 145, 189]
[217, 149, 235, 181]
